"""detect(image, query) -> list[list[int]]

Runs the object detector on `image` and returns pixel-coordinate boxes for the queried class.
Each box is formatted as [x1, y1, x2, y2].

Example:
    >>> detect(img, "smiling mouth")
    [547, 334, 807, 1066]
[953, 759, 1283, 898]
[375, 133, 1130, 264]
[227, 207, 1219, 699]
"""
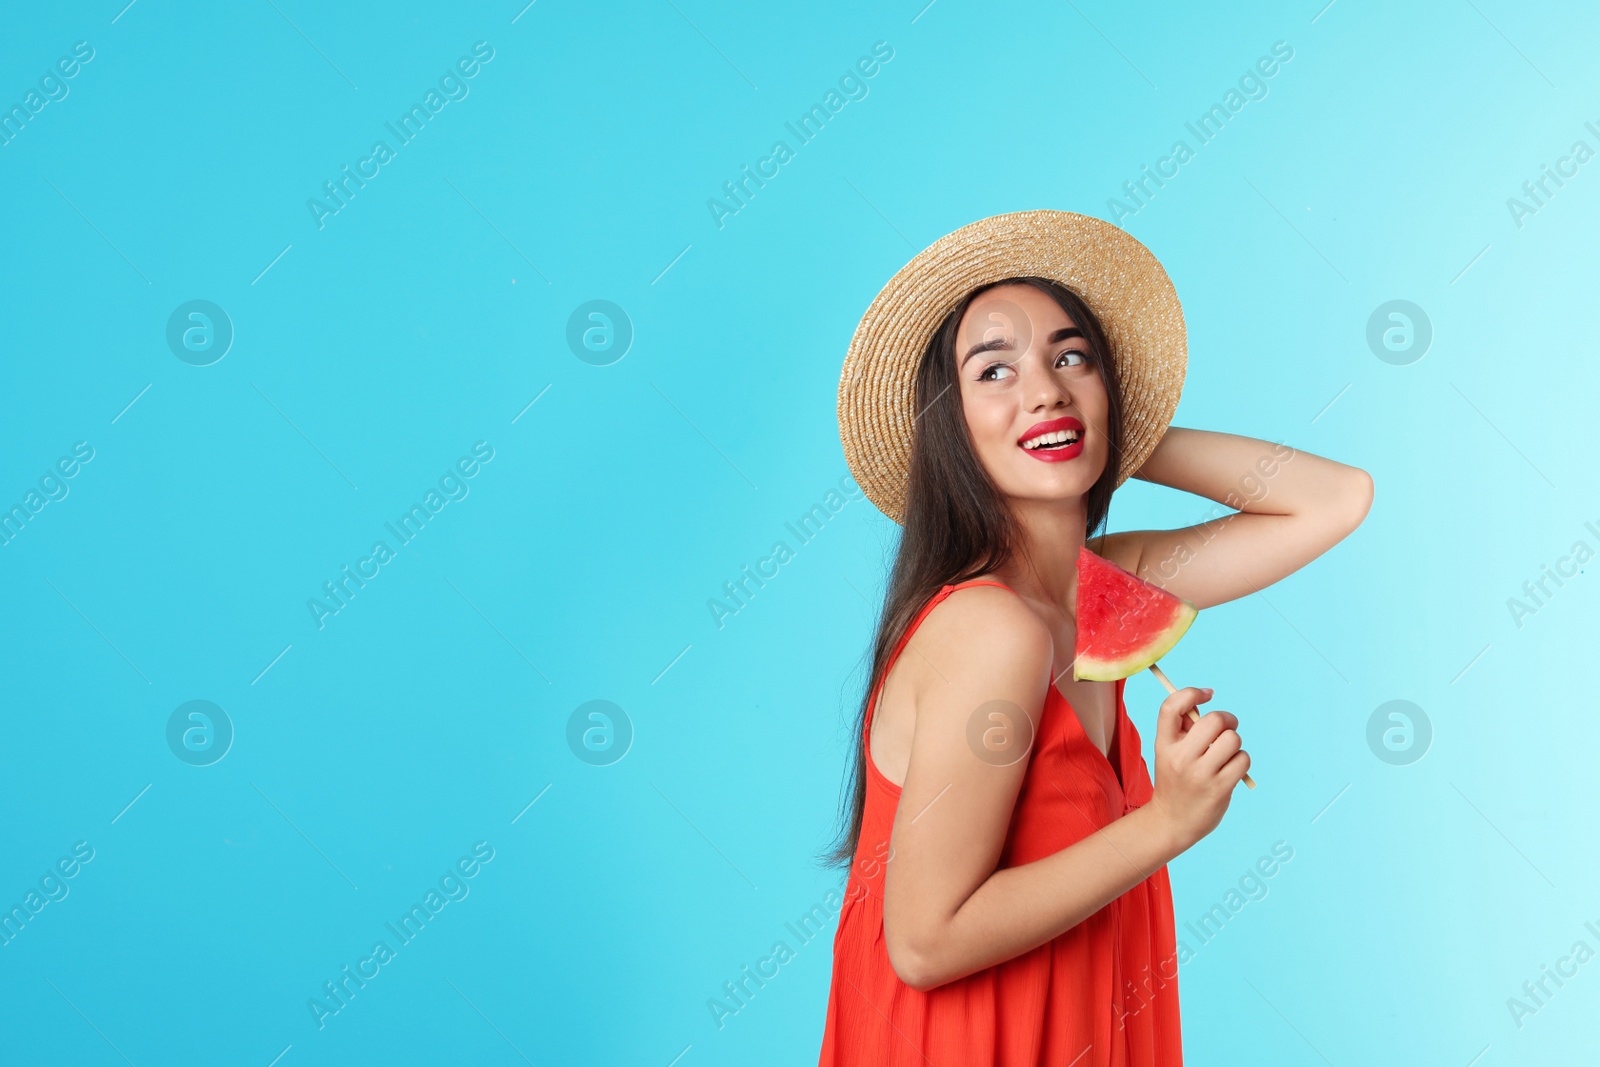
[1021, 428, 1083, 451]
[1017, 416, 1086, 463]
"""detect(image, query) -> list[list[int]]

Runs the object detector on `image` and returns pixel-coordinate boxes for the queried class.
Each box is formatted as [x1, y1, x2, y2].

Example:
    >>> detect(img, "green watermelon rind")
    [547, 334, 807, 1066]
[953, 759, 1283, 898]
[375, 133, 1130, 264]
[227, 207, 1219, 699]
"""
[1072, 599, 1196, 681]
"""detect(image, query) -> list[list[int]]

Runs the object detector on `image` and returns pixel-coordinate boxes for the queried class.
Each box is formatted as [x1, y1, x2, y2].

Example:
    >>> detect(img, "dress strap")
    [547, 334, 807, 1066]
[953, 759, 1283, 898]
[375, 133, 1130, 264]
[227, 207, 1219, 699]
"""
[862, 579, 1018, 738]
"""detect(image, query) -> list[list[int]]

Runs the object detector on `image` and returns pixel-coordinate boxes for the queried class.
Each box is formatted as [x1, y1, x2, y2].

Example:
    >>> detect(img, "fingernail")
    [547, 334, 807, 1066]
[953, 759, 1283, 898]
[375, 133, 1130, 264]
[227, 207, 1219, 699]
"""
[1202, 688, 1214, 696]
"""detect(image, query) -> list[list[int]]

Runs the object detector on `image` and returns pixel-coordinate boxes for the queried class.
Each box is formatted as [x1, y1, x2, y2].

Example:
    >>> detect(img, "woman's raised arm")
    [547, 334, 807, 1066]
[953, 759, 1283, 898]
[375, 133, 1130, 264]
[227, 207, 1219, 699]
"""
[1109, 426, 1373, 610]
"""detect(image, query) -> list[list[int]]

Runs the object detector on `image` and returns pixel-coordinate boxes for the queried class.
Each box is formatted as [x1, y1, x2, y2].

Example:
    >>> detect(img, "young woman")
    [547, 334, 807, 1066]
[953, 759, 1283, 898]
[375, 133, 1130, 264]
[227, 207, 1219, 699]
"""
[819, 212, 1372, 1065]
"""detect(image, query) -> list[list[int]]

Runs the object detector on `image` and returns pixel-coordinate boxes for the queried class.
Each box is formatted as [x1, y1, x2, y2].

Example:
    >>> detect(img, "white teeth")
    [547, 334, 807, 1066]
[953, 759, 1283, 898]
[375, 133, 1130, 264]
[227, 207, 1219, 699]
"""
[1023, 429, 1082, 449]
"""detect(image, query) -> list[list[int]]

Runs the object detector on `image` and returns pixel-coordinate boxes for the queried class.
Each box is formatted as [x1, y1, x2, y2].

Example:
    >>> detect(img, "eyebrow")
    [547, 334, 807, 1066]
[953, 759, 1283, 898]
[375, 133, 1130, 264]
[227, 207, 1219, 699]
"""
[961, 326, 1085, 367]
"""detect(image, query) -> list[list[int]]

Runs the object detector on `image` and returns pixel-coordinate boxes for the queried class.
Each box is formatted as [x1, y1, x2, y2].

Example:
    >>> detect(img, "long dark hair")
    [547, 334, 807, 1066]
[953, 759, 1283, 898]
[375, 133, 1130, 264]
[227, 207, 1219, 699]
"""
[821, 276, 1126, 870]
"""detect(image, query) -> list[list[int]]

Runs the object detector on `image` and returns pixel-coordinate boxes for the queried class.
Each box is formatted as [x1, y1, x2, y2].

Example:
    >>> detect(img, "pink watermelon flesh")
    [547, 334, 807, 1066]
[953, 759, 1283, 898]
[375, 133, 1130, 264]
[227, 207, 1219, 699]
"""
[1073, 545, 1197, 681]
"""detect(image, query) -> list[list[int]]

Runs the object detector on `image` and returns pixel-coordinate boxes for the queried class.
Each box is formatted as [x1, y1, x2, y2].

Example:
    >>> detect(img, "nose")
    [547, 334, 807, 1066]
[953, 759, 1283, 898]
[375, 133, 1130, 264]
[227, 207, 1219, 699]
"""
[1025, 357, 1073, 413]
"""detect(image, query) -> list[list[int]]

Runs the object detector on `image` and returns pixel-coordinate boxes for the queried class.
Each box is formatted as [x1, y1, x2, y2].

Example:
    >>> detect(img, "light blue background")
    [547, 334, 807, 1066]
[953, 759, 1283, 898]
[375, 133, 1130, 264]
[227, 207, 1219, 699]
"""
[2, 1, 1595, 1064]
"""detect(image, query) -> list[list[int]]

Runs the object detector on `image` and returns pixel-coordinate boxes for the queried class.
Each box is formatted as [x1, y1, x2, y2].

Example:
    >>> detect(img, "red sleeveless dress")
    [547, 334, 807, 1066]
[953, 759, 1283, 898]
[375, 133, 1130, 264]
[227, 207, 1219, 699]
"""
[818, 580, 1184, 1066]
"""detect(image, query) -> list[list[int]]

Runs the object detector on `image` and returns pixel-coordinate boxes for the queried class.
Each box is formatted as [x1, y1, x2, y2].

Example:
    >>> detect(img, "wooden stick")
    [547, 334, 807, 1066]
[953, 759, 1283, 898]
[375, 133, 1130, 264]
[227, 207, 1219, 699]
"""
[1147, 663, 1256, 789]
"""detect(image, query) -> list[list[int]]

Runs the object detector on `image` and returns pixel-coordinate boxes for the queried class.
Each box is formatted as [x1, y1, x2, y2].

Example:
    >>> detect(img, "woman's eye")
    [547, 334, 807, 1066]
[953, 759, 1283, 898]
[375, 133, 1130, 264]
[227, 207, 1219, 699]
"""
[978, 362, 1014, 381]
[1056, 349, 1088, 368]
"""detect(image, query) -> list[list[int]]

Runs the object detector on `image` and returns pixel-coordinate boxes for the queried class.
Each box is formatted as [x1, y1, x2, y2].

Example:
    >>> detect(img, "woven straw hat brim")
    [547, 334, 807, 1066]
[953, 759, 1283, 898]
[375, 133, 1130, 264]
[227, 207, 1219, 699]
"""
[838, 210, 1186, 525]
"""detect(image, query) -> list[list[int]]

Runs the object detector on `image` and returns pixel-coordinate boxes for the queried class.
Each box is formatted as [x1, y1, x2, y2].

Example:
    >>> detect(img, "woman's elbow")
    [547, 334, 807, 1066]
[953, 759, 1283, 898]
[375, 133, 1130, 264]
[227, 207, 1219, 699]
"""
[889, 950, 942, 993]
[1342, 468, 1374, 528]
[885, 931, 947, 992]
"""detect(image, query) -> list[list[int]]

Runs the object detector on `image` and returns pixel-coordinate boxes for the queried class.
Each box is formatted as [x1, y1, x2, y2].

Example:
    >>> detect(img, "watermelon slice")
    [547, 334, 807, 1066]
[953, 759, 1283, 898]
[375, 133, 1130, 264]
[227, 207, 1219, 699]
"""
[1073, 545, 1197, 681]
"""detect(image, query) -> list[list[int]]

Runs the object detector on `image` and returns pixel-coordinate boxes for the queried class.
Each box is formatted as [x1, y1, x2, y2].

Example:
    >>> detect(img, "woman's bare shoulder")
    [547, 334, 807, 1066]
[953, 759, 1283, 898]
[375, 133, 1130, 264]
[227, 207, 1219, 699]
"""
[915, 581, 1054, 666]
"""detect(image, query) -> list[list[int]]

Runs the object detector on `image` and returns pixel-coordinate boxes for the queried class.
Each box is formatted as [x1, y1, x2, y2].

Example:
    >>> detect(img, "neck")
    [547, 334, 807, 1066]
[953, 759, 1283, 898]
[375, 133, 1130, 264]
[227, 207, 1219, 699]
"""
[993, 495, 1090, 612]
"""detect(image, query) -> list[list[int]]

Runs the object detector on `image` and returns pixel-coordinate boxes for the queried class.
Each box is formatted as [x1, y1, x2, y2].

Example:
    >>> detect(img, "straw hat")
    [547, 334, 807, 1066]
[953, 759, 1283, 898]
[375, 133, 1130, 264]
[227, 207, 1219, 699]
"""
[838, 210, 1186, 524]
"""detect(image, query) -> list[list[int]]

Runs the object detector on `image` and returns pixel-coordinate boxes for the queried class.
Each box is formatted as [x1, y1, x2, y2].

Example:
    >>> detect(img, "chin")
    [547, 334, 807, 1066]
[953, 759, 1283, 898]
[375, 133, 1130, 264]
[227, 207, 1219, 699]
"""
[1010, 457, 1106, 498]
[998, 477, 1098, 510]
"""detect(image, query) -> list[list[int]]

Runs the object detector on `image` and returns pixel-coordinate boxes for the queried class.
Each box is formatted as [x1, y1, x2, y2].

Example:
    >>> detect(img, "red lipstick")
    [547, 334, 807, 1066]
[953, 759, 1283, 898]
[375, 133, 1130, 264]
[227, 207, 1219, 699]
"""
[1018, 416, 1085, 463]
